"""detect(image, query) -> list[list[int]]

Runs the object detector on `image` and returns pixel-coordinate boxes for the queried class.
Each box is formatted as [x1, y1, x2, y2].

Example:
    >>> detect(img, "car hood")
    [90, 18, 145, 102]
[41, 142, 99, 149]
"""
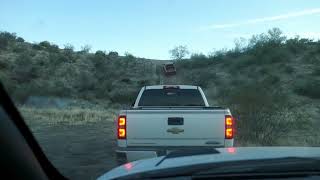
[97, 147, 320, 180]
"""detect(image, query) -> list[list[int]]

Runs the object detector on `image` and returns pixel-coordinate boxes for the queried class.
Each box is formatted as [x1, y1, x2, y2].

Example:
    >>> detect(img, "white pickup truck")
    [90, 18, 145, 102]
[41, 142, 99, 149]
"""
[115, 85, 234, 164]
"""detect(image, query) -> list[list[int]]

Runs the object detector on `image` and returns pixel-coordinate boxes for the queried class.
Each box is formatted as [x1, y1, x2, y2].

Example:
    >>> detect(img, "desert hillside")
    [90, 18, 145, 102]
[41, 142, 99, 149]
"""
[1, 29, 320, 145]
[1, 28, 320, 179]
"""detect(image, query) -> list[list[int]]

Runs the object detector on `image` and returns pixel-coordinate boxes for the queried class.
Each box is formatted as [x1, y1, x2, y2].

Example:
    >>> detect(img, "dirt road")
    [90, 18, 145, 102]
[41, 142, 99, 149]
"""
[31, 121, 117, 180]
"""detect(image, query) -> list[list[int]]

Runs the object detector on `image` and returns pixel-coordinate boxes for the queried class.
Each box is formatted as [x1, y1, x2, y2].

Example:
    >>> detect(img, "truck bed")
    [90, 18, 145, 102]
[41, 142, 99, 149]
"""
[121, 108, 229, 147]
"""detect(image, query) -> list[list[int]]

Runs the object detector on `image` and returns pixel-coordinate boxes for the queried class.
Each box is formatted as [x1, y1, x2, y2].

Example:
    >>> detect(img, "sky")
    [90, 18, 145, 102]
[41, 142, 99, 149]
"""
[1, 0, 320, 59]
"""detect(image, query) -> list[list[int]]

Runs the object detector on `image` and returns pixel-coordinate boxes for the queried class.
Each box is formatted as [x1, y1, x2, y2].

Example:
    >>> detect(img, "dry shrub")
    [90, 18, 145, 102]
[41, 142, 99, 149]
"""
[19, 107, 117, 127]
[224, 85, 312, 146]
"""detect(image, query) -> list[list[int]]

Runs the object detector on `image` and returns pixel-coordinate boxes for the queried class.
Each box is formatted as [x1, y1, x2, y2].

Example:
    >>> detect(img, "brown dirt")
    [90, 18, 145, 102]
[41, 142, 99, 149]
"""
[30, 121, 118, 180]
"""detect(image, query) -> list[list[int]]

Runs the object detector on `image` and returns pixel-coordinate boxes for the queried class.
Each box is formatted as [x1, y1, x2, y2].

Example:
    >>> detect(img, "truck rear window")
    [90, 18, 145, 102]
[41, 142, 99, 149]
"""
[138, 89, 205, 106]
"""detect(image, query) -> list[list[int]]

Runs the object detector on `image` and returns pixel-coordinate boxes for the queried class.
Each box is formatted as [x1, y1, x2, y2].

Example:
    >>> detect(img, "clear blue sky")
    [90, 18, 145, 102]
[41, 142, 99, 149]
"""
[1, 0, 320, 59]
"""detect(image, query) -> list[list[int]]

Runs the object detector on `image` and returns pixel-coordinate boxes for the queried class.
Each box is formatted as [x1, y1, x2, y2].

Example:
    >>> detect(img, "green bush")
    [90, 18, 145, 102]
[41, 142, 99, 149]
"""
[0, 58, 7, 70]
[283, 65, 294, 74]
[12, 53, 39, 83]
[185, 69, 217, 88]
[38, 41, 60, 52]
[109, 87, 139, 104]
[39, 41, 51, 48]
[224, 85, 310, 145]
[257, 47, 291, 64]
[121, 78, 132, 84]
[0, 31, 17, 50]
[32, 44, 42, 50]
[188, 59, 212, 68]
[175, 59, 193, 69]
[108, 51, 118, 59]
[294, 79, 320, 99]
[259, 66, 269, 75]
[190, 53, 207, 61]
[312, 67, 320, 76]
[16, 37, 24, 42]
[285, 37, 314, 55]
[227, 56, 254, 72]
[95, 50, 106, 57]
[11, 82, 40, 103]
[124, 52, 135, 60]
[34, 41, 59, 52]
[304, 51, 320, 64]
[12, 43, 29, 53]
[0, 38, 8, 50]
[263, 75, 280, 85]
[138, 79, 150, 86]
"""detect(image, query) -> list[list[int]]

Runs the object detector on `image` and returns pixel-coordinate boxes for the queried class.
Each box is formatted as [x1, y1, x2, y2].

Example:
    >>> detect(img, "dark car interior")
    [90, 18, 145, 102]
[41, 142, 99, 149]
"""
[0, 82, 66, 180]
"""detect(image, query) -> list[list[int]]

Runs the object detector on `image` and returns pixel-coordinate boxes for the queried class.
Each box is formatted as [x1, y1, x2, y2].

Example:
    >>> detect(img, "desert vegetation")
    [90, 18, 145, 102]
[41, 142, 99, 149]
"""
[1, 28, 320, 179]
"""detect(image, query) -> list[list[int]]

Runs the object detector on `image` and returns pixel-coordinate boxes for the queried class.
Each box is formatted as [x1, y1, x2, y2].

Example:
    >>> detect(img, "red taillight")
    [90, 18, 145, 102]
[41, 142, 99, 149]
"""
[118, 116, 126, 139]
[119, 117, 126, 126]
[225, 115, 234, 139]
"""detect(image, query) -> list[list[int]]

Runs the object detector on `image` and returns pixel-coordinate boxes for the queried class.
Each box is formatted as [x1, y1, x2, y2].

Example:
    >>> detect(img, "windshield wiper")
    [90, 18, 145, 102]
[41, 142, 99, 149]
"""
[156, 148, 220, 166]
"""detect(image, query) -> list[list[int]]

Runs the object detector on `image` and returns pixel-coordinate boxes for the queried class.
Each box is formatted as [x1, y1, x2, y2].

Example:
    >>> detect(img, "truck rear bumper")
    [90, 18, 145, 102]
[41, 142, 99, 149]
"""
[116, 141, 233, 165]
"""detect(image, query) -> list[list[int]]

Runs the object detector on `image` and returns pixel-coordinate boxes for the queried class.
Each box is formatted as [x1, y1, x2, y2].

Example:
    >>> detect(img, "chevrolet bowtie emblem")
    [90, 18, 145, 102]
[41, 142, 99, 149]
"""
[167, 127, 184, 134]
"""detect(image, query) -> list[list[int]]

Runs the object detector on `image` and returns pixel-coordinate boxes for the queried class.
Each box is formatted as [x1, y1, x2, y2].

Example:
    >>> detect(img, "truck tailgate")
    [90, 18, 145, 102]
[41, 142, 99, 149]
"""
[125, 109, 226, 147]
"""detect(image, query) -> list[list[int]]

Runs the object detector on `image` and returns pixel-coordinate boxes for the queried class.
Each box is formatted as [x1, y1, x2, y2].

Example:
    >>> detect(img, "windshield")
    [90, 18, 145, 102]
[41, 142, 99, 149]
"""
[138, 89, 205, 106]
[1, 0, 320, 179]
